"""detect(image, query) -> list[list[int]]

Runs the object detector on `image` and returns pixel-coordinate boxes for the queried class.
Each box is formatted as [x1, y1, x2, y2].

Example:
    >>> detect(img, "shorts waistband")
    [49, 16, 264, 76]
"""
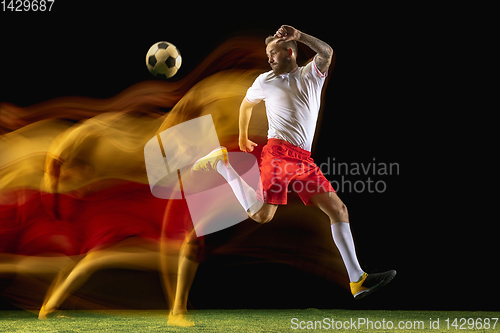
[267, 138, 311, 157]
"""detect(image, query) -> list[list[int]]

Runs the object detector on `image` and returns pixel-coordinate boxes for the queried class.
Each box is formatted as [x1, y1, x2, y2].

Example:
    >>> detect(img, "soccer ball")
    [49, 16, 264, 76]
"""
[146, 41, 182, 79]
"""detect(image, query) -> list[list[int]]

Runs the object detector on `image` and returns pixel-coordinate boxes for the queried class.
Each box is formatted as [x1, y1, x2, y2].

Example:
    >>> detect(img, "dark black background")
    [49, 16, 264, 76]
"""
[0, 1, 493, 311]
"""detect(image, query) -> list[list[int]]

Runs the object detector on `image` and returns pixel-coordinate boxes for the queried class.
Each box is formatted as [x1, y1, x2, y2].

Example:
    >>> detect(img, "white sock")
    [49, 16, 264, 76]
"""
[216, 160, 260, 214]
[331, 222, 365, 283]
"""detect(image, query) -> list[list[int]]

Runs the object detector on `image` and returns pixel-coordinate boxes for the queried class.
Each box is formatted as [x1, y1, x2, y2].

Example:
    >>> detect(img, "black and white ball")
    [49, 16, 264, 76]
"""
[146, 41, 182, 79]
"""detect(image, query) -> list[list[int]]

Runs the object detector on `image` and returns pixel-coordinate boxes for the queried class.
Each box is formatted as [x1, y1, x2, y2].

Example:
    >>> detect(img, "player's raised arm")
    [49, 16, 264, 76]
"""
[274, 25, 334, 74]
[238, 98, 258, 153]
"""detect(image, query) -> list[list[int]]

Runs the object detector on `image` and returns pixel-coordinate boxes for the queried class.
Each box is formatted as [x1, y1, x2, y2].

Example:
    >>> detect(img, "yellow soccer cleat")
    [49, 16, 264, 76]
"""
[350, 270, 396, 300]
[191, 146, 229, 173]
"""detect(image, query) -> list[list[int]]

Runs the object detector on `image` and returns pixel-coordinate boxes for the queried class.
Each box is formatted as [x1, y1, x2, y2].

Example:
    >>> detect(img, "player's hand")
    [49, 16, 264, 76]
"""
[274, 25, 301, 43]
[239, 138, 258, 153]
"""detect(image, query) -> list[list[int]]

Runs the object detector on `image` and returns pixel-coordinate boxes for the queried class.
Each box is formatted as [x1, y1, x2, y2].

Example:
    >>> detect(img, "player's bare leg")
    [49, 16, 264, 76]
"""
[310, 192, 396, 299]
[309, 192, 349, 224]
[39, 241, 159, 319]
[159, 239, 183, 312]
[192, 146, 264, 215]
[247, 202, 279, 224]
[0, 254, 80, 316]
[166, 230, 203, 327]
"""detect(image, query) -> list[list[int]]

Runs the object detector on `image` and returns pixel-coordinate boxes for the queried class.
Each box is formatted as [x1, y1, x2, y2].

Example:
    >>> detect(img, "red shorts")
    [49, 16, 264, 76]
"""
[257, 139, 335, 205]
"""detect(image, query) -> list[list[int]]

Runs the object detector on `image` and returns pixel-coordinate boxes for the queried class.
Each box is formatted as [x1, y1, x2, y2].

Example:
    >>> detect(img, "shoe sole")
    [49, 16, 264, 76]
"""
[354, 270, 397, 300]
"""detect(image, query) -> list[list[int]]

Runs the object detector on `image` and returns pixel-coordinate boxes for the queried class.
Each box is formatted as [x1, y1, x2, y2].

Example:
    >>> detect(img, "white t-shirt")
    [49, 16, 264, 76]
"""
[245, 57, 327, 152]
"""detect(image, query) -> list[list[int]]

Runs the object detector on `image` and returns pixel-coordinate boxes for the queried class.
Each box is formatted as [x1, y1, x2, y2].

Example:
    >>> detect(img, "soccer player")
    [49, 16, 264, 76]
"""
[192, 25, 396, 300]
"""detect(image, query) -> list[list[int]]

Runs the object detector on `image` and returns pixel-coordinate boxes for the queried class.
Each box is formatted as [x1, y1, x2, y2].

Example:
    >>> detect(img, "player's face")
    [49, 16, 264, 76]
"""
[266, 42, 292, 75]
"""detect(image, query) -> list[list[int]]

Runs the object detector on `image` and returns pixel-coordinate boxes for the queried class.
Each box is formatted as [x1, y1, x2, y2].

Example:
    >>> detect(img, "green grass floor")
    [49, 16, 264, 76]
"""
[0, 309, 499, 332]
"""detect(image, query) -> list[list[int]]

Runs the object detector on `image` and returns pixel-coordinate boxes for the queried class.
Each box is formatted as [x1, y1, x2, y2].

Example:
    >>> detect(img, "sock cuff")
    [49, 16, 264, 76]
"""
[330, 221, 350, 231]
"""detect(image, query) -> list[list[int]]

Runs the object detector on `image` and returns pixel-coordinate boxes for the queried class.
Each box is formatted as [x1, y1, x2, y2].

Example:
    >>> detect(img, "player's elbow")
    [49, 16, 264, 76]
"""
[319, 44, 334, 61]
[325, 45, 334, 59]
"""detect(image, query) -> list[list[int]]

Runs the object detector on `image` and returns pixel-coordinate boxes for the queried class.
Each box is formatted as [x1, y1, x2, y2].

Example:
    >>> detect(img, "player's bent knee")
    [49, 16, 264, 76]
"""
[339, 203, 348, 218]
[331, 203, 349, 223]
[248, 210, 274, 224]
[247, 203, 278, 224]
